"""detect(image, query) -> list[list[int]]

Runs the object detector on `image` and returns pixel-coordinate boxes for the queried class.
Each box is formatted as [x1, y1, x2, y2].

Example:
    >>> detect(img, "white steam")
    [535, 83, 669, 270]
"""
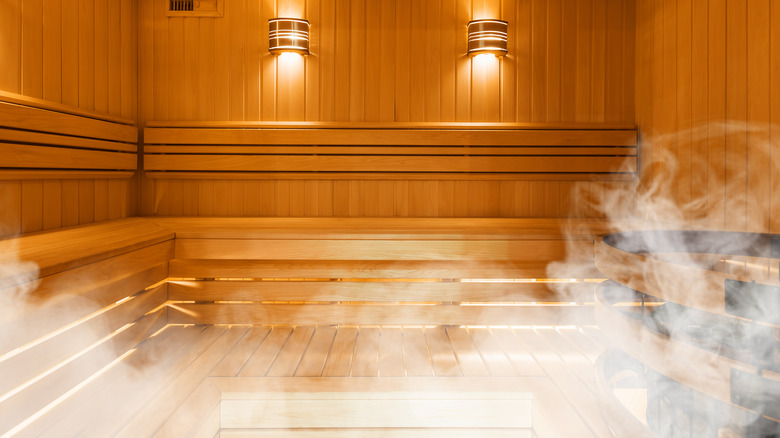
[548, 122, 780, 436]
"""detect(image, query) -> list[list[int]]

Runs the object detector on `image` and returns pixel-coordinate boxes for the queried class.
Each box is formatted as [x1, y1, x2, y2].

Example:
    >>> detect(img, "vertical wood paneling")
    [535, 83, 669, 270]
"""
[689, 0, 707, 222]
[349, 0, 366, 122]
[42, 180, 62, 230]
[0, 182, 22, 236]
[378, 0, 396, 121]
[94, 179, 108, 222]
[0, 0, 21, 93]
[637, 0, 777, 232]
[425, 0, 441, 122]
[546, 0, 561, 122]
[107, 0, 121, 115]
[21, 0, 43, 99]
[334, 0, 350, 121]
[575, 0, 591, 122]
[454, 0, 470, 122]
[21, 181, 43, 234]
[675, 0, 692, 219]
[120, 0, 135, 119]
[559, 2, 575, 123]
[228, 0, 245, 121]
[183, 18, 199, 120]
[42, 0, 61, 103]
[745, 0, 770, 233]
[319, 0, 335, 121]
[409, 1, 425, 121]
[1, 0, 135, 238]
[244, 1, 260, 121]
[305, 0, 321, 121]
[515, 0, 531, 122]
[724, 0, 747, 231]
[771, 1, 780, 233]
[168, 17, 185, 119]
[134, 0, 638, 220]
[604, 0, 624, 123]
[215, 1, 231, 120]
[590, 0, 605, 122]
[78, 0, 94, 110]
[530, 0, 546, 122]
[93, 0, 108, 113]
[707, 0, 726, 228]
[440, 0, 456, 122]
[199, 18, 216, 120]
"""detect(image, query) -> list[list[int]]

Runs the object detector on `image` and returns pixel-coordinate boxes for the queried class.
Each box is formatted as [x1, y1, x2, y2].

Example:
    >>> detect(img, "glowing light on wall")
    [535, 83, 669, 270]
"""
[467, 19, 508, 57]
[269, 18, 310, 55]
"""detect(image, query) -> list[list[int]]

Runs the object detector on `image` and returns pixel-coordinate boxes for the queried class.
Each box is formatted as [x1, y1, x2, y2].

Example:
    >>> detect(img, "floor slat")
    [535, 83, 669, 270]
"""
[238, 326, 292, 377]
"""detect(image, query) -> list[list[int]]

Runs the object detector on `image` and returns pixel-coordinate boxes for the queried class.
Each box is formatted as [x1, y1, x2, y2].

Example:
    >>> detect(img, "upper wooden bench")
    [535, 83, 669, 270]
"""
[143, 121, 637, 181]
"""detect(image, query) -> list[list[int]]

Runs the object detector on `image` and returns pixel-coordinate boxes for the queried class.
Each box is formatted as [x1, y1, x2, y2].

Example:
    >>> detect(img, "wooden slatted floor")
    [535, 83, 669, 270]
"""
[38, 323, 615, 437]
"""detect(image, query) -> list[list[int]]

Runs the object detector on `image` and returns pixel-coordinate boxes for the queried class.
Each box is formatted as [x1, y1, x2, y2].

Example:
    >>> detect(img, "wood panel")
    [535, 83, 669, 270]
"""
[635, 0, 779, 233]
[168, 303, 593, 326]
[0, 0, 135, 119]
[0, 0, 137, 237]
[137, 0, 637, 219]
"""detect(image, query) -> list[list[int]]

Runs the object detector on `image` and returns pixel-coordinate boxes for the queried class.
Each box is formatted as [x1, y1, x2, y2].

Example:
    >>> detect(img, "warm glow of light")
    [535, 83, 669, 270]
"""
[472, 52, 499, 68]
[144, 279, 169, 290]
[0, 296, 135, 364]
[1, 348, 137, 438]
[278, 51, 304, 64]
[0, 324, 134, 405]
[166, 303, 200, 318]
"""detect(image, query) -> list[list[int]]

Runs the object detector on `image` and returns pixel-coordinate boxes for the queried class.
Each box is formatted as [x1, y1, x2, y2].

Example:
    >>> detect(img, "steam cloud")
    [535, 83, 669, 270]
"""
[547, 122, 780, 436]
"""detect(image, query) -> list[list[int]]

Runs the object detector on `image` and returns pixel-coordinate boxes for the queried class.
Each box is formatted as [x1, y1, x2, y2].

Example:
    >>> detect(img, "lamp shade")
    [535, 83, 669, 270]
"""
[467, 19, 508, 56]
[269, 18, 310, 55]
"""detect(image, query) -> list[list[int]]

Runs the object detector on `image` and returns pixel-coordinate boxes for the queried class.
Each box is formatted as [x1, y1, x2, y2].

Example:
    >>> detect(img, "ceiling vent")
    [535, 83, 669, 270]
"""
[167, 0, 223, 17]
[170, 1, 194, 12]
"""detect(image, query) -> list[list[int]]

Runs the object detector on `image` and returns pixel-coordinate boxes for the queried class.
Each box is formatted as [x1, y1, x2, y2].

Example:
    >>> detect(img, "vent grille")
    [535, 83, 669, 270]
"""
[170, 1, 194, 12]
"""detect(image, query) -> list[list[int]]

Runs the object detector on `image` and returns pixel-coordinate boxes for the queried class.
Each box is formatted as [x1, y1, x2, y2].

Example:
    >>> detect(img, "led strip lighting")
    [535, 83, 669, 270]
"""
[269, 18, 310, 55]
[467, 19, 508, 56]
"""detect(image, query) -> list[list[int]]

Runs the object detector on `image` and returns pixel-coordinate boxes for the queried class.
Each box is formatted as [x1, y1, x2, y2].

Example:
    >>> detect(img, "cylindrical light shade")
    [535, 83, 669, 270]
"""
[467, 19, 508, 56]
[269, 18, 310, 55]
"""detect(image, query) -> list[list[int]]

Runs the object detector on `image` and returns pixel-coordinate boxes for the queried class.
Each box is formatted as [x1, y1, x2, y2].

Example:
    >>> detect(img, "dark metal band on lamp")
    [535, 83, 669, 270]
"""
[467, 19, 508, 56]
[269, 18, 310, 55]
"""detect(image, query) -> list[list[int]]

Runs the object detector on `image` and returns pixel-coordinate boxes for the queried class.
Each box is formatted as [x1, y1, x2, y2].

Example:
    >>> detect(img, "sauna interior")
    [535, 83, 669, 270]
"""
[1, 0, 779, 436]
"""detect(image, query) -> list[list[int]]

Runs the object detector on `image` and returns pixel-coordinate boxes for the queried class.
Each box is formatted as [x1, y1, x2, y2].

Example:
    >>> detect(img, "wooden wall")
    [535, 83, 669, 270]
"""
[0, 0, 138, 237]
[635, 0, 780, 233]
[139, 0, 637, 218]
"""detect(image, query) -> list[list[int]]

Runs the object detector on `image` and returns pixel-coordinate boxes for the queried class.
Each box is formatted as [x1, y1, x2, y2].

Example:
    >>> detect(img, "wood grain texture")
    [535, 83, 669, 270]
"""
[136, 0, 637, 219]
[635, 0, 778, 233]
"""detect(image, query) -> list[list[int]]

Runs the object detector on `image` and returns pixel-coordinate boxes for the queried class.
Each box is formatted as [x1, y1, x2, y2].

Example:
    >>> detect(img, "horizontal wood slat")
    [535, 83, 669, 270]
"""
[167, 303, 594, 326]
[143, 124, 637, 180]
[168, 280, 598, 303]
[0, 91, 135, 126]
[144, 127, 636, 146]
[146, 155, 633, 174]
[144, 145, 636, 156]
[0, 96, 137, 179]
[168, 259, 605, 281]
[0, 101, 136, 143]
[2, 143, 136, 170]
[0, 128, 136, 152]
[174, 239, 577, 262]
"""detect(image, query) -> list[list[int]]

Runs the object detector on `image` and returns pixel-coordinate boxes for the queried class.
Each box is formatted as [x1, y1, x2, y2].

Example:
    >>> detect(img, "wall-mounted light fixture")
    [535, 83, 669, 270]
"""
[269, 18, 310, 55]
[467, 19, 508, 57]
